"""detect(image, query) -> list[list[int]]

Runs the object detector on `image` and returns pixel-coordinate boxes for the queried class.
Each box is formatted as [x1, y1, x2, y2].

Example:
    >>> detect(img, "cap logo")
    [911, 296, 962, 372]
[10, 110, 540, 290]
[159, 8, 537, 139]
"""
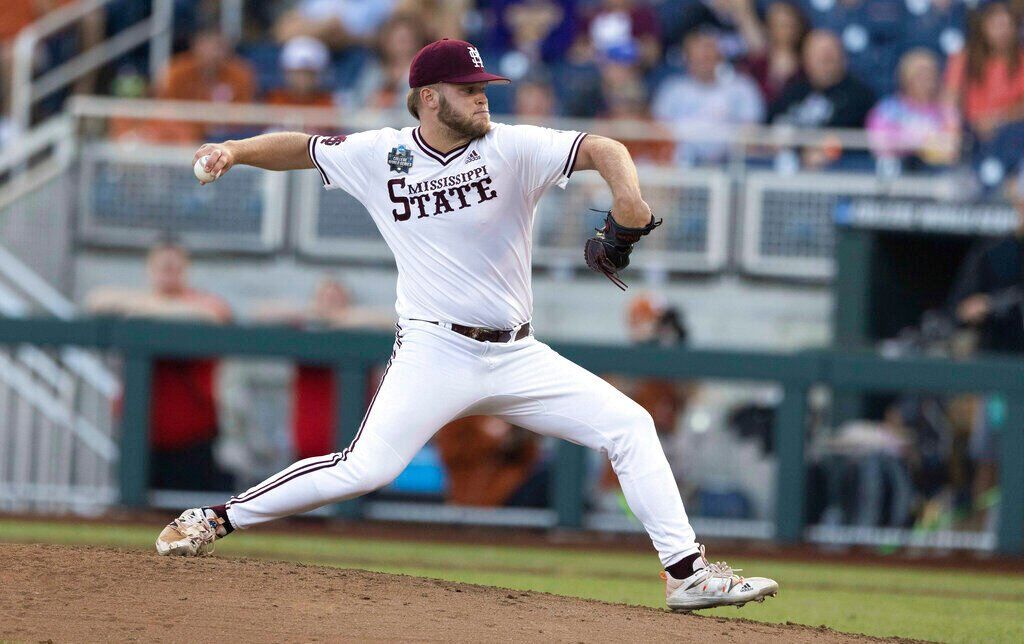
[467, 46, 484, 68]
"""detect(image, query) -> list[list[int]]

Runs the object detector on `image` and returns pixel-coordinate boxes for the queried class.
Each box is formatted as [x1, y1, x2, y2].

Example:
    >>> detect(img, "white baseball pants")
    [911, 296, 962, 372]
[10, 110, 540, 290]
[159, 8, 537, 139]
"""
[225, 319, 699, 566]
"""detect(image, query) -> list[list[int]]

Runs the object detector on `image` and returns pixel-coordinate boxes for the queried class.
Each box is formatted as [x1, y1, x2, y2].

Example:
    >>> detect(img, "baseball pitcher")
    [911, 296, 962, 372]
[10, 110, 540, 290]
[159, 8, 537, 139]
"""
[156, 38, 778, 612]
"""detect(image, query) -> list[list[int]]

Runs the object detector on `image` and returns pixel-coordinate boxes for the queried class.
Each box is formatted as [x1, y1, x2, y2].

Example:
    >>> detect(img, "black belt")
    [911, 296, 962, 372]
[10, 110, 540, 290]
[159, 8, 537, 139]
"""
[415, 320, 531, 343]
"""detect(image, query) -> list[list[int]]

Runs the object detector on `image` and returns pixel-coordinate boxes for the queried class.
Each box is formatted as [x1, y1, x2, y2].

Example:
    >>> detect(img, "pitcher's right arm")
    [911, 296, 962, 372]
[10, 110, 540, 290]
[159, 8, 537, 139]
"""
[193, 132, 315, 183]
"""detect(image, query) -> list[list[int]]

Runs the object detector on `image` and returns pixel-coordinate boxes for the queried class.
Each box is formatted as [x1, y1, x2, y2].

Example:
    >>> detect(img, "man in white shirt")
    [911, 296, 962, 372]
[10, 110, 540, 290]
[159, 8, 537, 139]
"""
[652, 29, 765, 165]
[156, 37, 777, 612]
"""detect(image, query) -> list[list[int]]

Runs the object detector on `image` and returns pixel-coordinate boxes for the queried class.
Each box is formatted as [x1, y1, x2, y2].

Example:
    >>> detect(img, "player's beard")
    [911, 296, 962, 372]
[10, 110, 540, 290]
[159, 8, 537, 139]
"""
[437, 94, 490, 140]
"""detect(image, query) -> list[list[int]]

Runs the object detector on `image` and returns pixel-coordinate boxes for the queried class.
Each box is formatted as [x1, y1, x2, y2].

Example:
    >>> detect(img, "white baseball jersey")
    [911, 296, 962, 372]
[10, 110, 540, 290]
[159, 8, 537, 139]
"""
[308, 123, 587, 329]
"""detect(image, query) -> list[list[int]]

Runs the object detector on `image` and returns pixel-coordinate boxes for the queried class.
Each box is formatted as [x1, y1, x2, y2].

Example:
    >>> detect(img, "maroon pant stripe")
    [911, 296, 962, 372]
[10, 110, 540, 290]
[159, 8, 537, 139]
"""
[227, 331, 401, 508]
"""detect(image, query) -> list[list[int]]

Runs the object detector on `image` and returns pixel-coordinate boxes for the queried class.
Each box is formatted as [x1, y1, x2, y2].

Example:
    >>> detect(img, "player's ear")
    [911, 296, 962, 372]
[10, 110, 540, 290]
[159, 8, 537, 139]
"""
[422, 84, 440, 111]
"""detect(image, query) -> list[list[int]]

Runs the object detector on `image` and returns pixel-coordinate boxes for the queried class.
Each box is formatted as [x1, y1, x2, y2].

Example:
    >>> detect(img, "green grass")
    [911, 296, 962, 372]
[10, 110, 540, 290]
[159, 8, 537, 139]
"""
[2, 519, 1023, 642]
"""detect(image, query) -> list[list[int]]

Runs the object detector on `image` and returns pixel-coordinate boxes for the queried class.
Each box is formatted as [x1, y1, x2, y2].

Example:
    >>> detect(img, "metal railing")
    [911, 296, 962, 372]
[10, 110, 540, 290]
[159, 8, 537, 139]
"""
[9, 0, 173, 133]
[65, 95, 957, 151]
[0, 113, 120, 514]
[0, 283, 117, 513]
[62, 97, 991, 279]
[60, 96, 992, 280]
[738, 171, 1010, 280]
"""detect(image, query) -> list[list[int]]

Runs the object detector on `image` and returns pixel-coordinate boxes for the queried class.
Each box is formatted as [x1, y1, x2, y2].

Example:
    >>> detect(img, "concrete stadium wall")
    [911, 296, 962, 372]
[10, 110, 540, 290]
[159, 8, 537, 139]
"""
[72, 252, 831, 349]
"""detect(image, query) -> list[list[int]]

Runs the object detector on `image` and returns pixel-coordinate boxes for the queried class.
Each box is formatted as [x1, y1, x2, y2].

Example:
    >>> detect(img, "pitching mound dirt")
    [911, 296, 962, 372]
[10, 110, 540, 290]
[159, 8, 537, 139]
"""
[1, 543, 906, 643]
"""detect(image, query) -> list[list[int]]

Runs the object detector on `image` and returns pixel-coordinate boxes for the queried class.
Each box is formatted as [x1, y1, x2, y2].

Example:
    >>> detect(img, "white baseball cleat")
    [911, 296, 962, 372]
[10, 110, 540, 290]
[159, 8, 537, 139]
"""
[155, 508, 222, 557]
[663, 546, 779, 611]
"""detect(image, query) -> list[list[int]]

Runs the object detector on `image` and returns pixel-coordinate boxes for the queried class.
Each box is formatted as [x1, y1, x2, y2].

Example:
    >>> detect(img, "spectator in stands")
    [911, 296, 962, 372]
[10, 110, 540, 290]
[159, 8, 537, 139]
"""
[943, 2, 1024, 187]
[651, 29, 764, 165]
[345, 13, 430, 111]
[581, 0, 662, 69]
[266, 36, 333, 107]
[943, 2, 1024, 142]
[483, 0, 591, 115]
[949, 176, 1024, 354]
[156, 27, 256, 141]
[866, 49, 960, 169]
[946, 174, 1024, 525]
[274, 0, 398, 49]
[769, 29, 874, 128]
[159, 28, 256, 104]
[739, 1, 807, 105]
[597, 65, 675, 166]
[513, 75, 558, 120]
[626, 293, 689, 347]
[86, 239, 234, 492]
[255, 277, 392, 460]
[669, 0, 765, 60]
[799, 0, 905, 97]
[488, 0, 576, 79]
[395, 0, 472, 41]
[435, 416, 549, 507]
[769, 30, 875, 169]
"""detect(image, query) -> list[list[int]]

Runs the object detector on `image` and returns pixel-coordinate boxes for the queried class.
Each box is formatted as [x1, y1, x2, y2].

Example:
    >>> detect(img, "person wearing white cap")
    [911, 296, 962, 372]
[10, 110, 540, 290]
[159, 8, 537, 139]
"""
[266, 36, 334, 107]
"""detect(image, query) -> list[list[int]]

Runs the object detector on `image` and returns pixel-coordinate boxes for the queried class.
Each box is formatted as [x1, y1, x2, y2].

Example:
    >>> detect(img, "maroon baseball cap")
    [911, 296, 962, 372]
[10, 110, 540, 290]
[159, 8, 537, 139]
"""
[408, 38, 510, 88]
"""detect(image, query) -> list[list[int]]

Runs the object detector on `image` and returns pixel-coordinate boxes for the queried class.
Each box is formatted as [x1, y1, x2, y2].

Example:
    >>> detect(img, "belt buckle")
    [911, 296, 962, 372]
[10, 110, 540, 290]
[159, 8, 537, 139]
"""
[505, 322, 523, 344]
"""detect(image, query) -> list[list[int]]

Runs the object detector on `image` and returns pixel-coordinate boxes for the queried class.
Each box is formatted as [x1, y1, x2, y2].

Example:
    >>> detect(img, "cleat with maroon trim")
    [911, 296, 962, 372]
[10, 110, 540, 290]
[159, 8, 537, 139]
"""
[663, 546, 778, 611]
[155, 508, 227, 556]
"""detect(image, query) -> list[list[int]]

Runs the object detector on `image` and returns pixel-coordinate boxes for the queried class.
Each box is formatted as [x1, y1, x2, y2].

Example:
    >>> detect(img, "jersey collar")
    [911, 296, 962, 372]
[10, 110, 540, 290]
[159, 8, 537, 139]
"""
[412, 127, 471, 166]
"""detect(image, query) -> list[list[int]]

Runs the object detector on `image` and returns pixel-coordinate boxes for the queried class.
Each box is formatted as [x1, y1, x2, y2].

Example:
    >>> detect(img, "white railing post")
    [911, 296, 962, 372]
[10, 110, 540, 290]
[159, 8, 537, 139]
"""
[221, 0, 244, 45]
[9, 28, 36, 134]
[150, 0, 174, 82]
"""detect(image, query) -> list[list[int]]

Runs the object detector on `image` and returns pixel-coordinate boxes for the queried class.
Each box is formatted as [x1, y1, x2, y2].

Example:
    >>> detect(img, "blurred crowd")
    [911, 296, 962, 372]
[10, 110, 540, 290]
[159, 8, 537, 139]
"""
[5, 0, 1024, 184]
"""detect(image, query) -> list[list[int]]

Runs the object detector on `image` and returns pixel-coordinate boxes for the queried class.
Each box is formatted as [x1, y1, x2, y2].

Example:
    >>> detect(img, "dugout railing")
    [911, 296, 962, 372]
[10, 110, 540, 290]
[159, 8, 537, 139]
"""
[0, 317, 1020, 555]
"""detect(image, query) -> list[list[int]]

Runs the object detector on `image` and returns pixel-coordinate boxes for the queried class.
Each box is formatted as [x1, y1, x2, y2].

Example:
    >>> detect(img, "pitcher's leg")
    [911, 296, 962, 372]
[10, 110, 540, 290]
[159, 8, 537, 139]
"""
[492, 341, 698, 566]
[225, 332, 482, 530]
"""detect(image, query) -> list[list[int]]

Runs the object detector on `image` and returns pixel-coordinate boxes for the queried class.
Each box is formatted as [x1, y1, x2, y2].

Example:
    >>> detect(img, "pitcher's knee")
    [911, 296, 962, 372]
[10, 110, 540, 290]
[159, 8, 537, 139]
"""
[350, 462, 403, 495]
[325, 448, 406, 497]
[607, 404, 660, 461]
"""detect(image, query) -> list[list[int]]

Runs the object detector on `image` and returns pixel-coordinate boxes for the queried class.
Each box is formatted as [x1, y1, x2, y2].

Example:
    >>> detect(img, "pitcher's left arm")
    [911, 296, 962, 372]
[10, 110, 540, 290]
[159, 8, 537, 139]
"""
[572, 135, 661, 289]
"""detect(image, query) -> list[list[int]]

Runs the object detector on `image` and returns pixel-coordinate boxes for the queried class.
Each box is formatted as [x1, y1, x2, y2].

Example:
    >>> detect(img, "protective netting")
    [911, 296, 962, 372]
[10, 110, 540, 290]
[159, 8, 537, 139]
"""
[758, 190, 837, 260]
[78, 145, 285, 250]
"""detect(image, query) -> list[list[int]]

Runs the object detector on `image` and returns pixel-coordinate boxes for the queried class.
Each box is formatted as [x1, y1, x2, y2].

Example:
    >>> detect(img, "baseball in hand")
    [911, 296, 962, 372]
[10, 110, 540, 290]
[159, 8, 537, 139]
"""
[193, 155, 219, 183]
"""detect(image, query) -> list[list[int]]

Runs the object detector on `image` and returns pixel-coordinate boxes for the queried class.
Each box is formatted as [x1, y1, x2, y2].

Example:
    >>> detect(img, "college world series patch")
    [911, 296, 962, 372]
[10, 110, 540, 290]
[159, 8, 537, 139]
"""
[388, 145, 414, 173]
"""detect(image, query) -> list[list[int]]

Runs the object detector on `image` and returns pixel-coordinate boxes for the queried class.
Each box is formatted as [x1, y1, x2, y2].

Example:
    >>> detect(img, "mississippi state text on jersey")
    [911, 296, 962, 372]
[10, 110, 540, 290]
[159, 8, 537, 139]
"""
[308, 123, 586, 330]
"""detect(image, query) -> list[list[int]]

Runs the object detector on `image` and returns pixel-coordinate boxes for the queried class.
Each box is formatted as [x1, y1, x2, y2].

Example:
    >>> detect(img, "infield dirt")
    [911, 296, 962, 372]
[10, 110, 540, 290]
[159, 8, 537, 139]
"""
[0, 543, 917, 643]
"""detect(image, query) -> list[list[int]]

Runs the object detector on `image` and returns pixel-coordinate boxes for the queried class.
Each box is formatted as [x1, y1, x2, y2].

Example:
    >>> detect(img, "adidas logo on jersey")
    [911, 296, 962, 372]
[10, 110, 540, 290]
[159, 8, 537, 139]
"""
[466, 150, 481, 163]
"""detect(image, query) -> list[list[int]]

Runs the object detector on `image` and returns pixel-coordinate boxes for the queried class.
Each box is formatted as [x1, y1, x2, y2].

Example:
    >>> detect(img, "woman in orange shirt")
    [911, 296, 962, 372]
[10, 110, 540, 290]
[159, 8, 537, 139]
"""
[944, 2, 1024, 141]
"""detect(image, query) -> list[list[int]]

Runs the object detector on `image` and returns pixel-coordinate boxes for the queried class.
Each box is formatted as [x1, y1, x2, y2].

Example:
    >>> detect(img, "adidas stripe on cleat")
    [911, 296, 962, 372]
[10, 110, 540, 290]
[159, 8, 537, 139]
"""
[663, 545, 779, 611]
